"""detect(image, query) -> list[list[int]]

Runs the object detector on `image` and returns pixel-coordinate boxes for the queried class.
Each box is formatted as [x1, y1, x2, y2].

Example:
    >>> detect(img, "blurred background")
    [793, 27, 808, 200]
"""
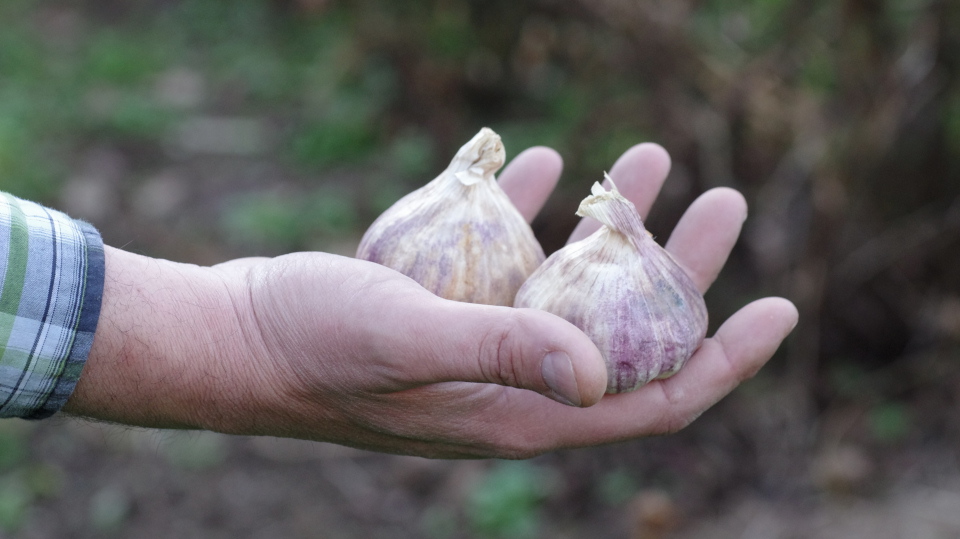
[1, 0, 959, 537]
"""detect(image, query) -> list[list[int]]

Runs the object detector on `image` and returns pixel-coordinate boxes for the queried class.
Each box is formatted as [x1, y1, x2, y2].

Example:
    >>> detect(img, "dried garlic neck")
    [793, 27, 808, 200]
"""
[449, 127, 505, 186]
[576, 175, 648, 241]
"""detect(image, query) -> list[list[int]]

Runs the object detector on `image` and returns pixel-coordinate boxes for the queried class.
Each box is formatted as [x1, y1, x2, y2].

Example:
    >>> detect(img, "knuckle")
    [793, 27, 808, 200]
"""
[492, 434, 544, 460]
[653, 380, 700, 434]
[476, 310, 528, 388]
[473, 394, 551, 459]
[655, 408, 699, 435]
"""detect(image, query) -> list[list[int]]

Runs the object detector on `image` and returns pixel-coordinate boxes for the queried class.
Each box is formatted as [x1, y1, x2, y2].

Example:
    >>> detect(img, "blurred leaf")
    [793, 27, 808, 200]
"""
[694, 0, 794, 52]
[596, 469, 639, 506]
[169, 0, 272, 44]
[222, 193, 306, 249]
[293, 120, 378, 167]
[89, 486, 131, 533]
[868, 402, 911, 443]
[366, 178, 411, 219]
[0, 476, 30, 533]
[307, 189, 358, 234]
[387, 130, 436, 178]
[427, 5, 475, 58]
[799, 43, 838, 93]
[23, 464, 64, 499]
[215, 45, 291, 104]
[84, 32, 164, 86]
[222, 188, 358, 250]
[583, 126, 651, 176]
[160, 431, 226, 471]
[95, 93, 175, 140]
[467, 461, 560, 539]
[826, 361, 873, 400]
[945, 90, 960, 150]
[0, 423, 28, 471]
[0, 27, 45, 81]
[0, 118, 61, 201]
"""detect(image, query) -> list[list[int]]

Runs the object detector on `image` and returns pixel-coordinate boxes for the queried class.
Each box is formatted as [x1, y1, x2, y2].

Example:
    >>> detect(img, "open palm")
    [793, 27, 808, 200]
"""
[218, 143, 798, 459]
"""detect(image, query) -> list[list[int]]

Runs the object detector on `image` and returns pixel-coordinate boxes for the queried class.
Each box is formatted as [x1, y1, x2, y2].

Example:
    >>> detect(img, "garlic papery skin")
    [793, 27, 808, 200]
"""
[514, 177, 708, 393]
[356, 128, 545, 306]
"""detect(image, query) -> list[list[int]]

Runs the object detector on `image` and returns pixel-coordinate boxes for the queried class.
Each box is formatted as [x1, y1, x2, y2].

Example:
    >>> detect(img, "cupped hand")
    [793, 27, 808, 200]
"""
[214, 144, 798, 458]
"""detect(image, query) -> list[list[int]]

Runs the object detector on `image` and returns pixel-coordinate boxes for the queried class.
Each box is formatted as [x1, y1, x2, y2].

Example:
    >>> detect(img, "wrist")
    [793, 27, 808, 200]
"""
[63, 247, 266, 431]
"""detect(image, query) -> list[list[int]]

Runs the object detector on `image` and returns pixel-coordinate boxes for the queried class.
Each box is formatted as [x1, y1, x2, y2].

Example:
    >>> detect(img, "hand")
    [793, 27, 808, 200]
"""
[66, 143, 797, 459]
[211, 143, 796, 458]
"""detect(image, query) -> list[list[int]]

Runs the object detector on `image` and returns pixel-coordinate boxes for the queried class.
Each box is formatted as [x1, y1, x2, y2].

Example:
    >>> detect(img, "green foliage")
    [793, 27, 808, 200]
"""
[89, 486, 131, 532]
[386, 129, 436, 178]
[583, 126, 651, 177]
[596, 469, 639, 506]
[0, 476, 30, 533]
[0, 119, 61, 201]
[426, 4, 476, 58]
[467, 461, 560, 539]
[692, 0, 796, 54]
[0, 424, 28, 471]
[0, 462, 66, 533]
[84, 32, 164, 86]
[868, 402, 911, 444]
[945, 90, 960, 150]
[293, 120, 379, 168]
[159, 431, 227, 471]
[163, 0, 274, 45]
[826, 361, 873, 400]
[799, 42, 838, 93]
[22, 464, 63, 499]
[88, 92, 176, 140]
[221, 189, 358, 251]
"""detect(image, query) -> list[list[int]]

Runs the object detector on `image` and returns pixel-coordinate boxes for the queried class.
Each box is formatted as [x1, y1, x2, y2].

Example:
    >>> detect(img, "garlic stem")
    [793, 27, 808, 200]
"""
[576, 174, 648, 243]
[449, 127, 505, 186]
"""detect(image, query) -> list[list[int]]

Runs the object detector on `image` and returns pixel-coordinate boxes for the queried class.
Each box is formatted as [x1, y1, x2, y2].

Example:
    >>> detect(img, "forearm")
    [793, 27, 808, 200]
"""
[62, 246, 261, 430]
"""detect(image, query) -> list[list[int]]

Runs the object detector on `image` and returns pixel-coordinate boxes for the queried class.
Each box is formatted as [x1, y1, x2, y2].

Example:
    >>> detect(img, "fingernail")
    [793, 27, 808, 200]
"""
[541, 351, 581, 407]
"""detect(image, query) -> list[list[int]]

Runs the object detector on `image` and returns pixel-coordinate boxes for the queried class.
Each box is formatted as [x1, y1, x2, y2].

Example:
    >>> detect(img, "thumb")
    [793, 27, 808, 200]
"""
[381, 295, 608, 407]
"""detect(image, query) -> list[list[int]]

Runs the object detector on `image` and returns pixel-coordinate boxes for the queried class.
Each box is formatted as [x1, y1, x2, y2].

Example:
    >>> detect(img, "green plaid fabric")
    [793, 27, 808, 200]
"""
[0, 193, 104, 419]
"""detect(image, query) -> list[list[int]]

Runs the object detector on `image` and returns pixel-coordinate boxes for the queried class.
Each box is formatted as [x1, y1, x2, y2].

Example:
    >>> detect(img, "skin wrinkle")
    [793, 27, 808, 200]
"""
[461, 389, 551, 459]
[686, 341, 732, 406]
[653, 390, 700, 435]
[169, 267, 248, 430]
[345, 383, 501, 457]
[244, 261, 340, 412]
[477, 311, 521, 389]
[711, 323, 755, 386]
[210, 268, 289, 433]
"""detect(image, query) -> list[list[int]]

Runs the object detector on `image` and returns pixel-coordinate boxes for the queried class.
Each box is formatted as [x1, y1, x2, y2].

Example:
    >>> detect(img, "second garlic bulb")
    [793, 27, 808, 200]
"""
[356, 128, 545, 306]
[515, 177, 708, 393]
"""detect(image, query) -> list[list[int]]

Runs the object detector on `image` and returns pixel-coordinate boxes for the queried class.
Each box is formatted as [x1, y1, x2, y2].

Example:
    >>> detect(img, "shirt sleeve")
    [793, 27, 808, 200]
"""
[0, 193, 105, 419]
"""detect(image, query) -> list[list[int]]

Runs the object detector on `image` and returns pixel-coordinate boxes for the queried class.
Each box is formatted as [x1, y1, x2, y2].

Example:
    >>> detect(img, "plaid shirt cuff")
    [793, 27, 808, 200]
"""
[0, 194, 105, 419]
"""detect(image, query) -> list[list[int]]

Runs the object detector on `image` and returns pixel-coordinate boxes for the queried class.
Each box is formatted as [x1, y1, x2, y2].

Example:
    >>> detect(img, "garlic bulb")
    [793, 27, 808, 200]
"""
[514, 177, 708, 393]
[356, 128, 545, 306]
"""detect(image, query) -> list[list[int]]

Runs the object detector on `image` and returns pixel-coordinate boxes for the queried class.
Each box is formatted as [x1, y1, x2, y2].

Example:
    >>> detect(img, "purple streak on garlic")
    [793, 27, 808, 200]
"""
[356, 128, 545, 306]
[514, 176, 708, 393]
